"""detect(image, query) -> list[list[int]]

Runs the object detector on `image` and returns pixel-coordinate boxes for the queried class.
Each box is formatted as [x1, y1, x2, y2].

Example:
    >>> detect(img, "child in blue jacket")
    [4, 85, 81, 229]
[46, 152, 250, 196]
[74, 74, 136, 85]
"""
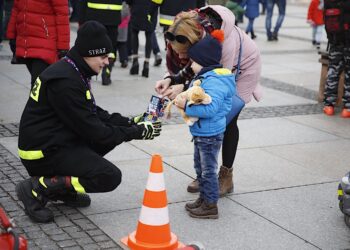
[175, 32, 242, 219]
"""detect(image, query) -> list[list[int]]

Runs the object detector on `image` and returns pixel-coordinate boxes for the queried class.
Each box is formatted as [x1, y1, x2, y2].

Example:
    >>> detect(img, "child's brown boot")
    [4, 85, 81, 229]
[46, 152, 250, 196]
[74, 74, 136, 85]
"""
[189, 201, 218, 219]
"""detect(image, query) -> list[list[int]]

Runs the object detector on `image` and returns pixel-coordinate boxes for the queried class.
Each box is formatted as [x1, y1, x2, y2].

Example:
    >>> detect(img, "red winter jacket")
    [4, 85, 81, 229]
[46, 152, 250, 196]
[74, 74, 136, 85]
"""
[6, 0, 70, 64]
[307, 0, 324, 26]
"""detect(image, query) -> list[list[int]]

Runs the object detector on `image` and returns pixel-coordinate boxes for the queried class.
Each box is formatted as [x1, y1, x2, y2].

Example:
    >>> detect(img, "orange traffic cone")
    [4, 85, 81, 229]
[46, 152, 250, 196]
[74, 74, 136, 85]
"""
[121, 154, 184, 250]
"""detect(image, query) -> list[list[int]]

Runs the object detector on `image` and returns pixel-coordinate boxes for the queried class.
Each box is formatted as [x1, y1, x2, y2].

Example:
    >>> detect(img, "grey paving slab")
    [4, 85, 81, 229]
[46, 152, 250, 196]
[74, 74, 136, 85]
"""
[232, 183, 350, 250]
[88, 198, 318, 250]
[246, 87, 317, 108]
[0, 136, 18, 157]
[285, 114, 350, 139]
[237, 117, 339, 149]
[263, 139, 350, 179]
[129, 124, 193, 157]
[0, 72, 28, 123]
[80, 158, 194, 215]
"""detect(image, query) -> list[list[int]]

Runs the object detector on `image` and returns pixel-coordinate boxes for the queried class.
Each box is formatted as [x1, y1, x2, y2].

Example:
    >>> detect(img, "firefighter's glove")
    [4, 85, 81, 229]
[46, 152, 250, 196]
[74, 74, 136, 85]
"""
[138, 120, 162, 140]
[131, 113, 146, 124]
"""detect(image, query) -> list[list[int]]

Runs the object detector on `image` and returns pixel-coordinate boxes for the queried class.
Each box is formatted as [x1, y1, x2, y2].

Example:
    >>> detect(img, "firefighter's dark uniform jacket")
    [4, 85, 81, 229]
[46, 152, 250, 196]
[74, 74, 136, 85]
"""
[159, 0, 205, 27]
[18, 47, 142, 162]
[79, 0, 123, 26]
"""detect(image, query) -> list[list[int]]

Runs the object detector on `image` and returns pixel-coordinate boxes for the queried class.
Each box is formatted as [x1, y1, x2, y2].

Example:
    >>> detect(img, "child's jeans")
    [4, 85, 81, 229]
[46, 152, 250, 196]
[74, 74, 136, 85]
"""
[193, 133, 224, 204]
[312, 25, 324, 44]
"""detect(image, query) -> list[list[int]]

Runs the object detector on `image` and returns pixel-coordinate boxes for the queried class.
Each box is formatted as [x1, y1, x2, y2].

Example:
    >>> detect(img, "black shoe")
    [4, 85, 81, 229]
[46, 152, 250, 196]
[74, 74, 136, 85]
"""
[102, 66, 112, 85]
[272, 32, 278, 41]
[154, 54, 162, 66]
[251, 32, 257, 40]
[121, 60, 128, 68]
[130, 60, 139, 75]
[51, 192, 91, 208]
[267, 36, 274, 41]
[142, 61, 149, 78]
[315, 42, 321, 50]
[16, 179, 54, 223]
[312, 40, 316, 45]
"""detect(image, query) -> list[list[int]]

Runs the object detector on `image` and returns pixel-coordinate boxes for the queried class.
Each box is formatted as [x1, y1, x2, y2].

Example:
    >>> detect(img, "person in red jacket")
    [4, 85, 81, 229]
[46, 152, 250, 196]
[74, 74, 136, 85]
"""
[6, 0, 70, 88]
[307, 0, 324, 49]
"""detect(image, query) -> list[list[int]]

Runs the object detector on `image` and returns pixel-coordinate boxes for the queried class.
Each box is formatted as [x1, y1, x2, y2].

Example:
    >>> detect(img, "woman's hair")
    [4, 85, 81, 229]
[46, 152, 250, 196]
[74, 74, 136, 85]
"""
[168, 10, 203, 52]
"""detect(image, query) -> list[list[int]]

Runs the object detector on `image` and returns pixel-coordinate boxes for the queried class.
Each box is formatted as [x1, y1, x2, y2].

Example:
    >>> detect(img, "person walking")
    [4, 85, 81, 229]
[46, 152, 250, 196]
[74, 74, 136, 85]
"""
[126, 0, 159, 78]
[265, 0, 286, 41]
[307, 0, 324, 49]
[6, 0, 70, 87]
[16, 21, 162, 223]
[322, 0, 350, 117]
[79, 0, 123, 85]
[155, 5, 262, 196]
[241, 0, 260, 39]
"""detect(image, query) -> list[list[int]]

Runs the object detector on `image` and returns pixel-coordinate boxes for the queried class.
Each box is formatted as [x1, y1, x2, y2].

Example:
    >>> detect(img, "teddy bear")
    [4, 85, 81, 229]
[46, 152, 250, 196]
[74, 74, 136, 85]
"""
[165, 79, 212, 126]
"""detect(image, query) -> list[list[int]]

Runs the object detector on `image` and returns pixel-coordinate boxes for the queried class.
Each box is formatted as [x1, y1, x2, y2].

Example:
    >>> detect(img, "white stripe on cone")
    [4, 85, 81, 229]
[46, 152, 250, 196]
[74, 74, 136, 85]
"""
[139, 206, 169, 226]
[146, 173, 165, 192]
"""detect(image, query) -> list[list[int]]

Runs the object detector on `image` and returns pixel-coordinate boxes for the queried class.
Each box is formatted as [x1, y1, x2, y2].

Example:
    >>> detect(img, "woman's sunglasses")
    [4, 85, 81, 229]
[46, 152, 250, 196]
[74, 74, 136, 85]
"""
[164, 32, 190, 44]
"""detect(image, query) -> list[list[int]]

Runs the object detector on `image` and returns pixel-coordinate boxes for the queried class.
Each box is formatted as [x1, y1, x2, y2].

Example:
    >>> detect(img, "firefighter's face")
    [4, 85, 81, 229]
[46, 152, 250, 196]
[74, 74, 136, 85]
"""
[84, 55, 109, 74]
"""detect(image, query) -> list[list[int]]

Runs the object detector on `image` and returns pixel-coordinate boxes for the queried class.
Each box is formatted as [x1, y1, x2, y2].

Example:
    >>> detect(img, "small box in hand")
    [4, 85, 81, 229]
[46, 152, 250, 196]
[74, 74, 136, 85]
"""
[143, 95, 170, 122]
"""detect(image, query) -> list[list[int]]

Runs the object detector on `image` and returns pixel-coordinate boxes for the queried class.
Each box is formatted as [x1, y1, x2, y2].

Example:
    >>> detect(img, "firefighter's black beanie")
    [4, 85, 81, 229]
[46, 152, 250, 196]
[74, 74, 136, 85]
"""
[188, 35, 222, 67]
[74, 20, 113, 57]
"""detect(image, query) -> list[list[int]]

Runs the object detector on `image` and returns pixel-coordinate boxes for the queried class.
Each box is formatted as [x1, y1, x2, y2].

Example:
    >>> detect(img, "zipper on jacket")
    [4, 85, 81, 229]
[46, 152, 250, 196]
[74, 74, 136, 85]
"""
[42, 18, 49, 37]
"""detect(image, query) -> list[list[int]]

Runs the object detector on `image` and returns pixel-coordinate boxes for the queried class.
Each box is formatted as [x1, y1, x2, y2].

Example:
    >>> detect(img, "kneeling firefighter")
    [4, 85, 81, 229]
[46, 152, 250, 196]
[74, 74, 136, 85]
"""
[16, 21, 162, 223]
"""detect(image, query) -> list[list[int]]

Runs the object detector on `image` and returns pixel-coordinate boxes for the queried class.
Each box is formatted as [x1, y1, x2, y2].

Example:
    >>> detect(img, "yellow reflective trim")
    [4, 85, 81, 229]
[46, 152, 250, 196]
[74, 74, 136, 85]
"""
[32, 189, 38, 197]
[338, 189, 343, 196]
[152, 0, 163, 4]
[159, 18, 173, 26]
[106, 68, 110, 74]
[86, 90, 91, 100]
[30, 77, 42, 102]
[87, 2, 122, 10]
[213, 68, 232, 75]
[18, 149, 44, 160]
[108, 52, 116, 59]
[71, 177, 86, 193]
[39, 177, 47, 188]
[147, 15, 151, 22]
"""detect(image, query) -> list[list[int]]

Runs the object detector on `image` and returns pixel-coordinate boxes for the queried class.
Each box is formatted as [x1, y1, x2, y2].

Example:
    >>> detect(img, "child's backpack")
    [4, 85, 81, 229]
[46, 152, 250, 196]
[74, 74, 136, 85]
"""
[338, 172, 350, 228]
[0, 207, 27, 250]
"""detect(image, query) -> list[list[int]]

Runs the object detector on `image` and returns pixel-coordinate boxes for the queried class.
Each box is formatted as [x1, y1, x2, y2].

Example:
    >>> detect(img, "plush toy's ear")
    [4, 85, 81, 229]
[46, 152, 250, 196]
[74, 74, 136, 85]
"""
[202, 94, 212, 104]
[192, 79, 202, 86]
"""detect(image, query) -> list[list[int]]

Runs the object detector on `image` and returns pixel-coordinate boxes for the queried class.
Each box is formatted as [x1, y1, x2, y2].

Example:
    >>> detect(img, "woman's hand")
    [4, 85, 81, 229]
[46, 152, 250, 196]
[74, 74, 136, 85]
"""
[155, 78, 171, 96]
[162, 84, 185, 100]
[174, 94, 187, 109]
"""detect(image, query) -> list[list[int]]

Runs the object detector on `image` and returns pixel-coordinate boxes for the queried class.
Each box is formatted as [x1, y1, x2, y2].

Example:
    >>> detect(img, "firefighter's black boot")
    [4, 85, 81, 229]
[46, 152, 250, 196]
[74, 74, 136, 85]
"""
[16, 178, 54, 223]
[38, 176, 91, 208]
[129, 58, 139, 75]
[142, 61, 149, 78]
[101, 65, 112, 85]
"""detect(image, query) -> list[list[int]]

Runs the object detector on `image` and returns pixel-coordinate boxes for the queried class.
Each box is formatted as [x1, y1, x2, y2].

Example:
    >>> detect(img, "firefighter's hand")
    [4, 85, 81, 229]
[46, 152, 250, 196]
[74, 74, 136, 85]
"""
[137, 120, 162, 140]
[131, 113, 146, 124]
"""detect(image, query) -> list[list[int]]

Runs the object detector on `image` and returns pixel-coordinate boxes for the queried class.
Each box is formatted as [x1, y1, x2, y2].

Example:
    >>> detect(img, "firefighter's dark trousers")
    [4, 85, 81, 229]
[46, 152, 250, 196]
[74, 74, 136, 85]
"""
[21, 145, 122, 193]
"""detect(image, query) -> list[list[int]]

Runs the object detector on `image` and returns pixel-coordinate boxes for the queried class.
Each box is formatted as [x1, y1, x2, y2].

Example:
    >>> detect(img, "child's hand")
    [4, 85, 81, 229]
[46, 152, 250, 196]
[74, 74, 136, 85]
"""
[175, 95, 187, 109]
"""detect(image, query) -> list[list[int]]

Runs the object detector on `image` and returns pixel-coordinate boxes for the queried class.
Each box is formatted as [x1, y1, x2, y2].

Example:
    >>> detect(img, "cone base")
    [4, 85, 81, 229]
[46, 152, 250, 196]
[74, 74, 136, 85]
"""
[121, 231, 184, 250]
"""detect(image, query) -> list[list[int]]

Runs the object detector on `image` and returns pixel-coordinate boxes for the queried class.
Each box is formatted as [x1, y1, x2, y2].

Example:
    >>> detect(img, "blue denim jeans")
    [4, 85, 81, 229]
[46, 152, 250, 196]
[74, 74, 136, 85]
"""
[265, 0, 286, 37]
[193, 134, 224, 204]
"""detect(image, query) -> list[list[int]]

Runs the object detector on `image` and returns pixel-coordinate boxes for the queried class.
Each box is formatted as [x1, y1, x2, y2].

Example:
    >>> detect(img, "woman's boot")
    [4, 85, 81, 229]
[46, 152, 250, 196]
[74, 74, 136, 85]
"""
[129, 58, 139, 75]
[251, 31, 257, 39]
[218, 165, 234, 196]
[142, 61, 149, 78]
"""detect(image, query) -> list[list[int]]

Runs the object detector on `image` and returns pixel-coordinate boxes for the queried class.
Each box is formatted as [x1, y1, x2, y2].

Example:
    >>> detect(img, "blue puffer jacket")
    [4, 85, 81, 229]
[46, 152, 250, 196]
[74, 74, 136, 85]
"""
[185, 68, 235, 137]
